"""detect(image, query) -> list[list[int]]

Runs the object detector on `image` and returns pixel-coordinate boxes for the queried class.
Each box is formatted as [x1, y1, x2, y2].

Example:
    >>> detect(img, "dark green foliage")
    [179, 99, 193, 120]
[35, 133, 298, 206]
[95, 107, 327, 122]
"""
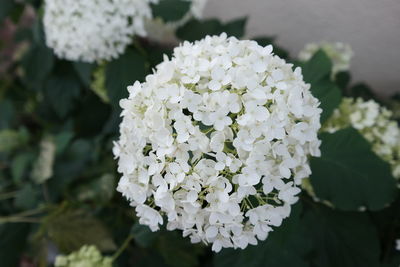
[151, 0, 191, 22]
[298, 50, 342, 123]
[310, 128, 397, 211]
[177, 17, 247, 41]
[106, 48, 147, 107]
[214, 203, 311, 267]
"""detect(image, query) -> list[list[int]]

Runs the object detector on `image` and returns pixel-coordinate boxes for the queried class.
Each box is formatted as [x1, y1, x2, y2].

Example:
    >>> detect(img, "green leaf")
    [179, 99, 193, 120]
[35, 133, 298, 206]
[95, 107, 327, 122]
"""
[310, 127, 398, 211]
[75, 173, 115, 203]
[301, 50, 332, 84]
[14, 183, 38, 210]
[177, 18, 247, 42]
[253, 37, 289, 59]
[11, 152, 35, 184]
[0, 99, 14, 130]
[0, 223, 30, 267]
[73, 62, 95, 87]
[48, 139, 93, 199]
[21, 44, 54, 90]
[214, 203, 311, 267]
[349, 83, 376, 100]
[311, 80, 342, 123]
[157, 231, 204, 267]
[0, 0, 15, 22]
[106, 49, 146, 106]
[44, 73, 80, 118]
[303, 203, 381, 267]
[54, 131, 74, 155]
[299, 50, 342, 123]
[45, 209, 116, 253]
[131, 222, 158, 248]
[335, 71, 351, 90]
[0, 128, 29, 153]
[151, 0, 191, 22]
[223, 17, 247, 38]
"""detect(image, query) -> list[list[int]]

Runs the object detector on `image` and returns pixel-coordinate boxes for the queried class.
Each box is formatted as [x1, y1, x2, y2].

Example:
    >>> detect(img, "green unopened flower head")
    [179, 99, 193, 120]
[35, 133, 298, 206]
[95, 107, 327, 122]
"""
[55, 245, 112, 267]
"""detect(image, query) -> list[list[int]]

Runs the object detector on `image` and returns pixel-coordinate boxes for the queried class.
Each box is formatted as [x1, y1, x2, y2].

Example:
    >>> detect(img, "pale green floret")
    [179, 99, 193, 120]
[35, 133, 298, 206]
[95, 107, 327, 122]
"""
[55, 245, 112, 267]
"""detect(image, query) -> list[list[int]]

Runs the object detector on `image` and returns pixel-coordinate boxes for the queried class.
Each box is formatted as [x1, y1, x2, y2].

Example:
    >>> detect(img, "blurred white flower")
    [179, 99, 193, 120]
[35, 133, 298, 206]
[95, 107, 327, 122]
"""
[298, 41, 353, 76]
[31, 137, 56, 184]
[114, 33, 321, 252]
[43, 0, 154, 62]
[55, 245, 112, 267]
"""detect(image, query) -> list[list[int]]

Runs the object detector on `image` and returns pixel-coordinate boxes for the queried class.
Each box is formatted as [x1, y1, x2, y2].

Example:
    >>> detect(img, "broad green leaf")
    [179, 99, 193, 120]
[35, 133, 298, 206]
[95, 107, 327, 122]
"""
[45, 209, 116, 253]
[44, 73, 80, 118]
[106, 49, 146, 106]
[349, 83, 376, 100]
[0, 223, 30, 267]
[73, 61, 95, 87]
[11, 152, 35, 184]
[75, 173, 115, 203]
[214, 203, 311, 267]
[223, 17, 247, 39]
[253, 37, 289, 59]
[157, 231, 204, 267]
[310, 127, 398, 211]
[301, 50, 332, 84]
[310, 80, 342, 123]
[151, 0, 191, 22]
[303, 203, 381, 267]
[0, 128, 29, 153]
[335, 71, 351, 90]
[48, 139, 93, 199]
[14, 183, 38, 210]
[299, 50, 342, 123]
[21, 43, 54, 90]
[74, 93, 111, 137]
[177, 18, 247, 42]
[54, 131, 74, 155]
[131, 222, 158, 248]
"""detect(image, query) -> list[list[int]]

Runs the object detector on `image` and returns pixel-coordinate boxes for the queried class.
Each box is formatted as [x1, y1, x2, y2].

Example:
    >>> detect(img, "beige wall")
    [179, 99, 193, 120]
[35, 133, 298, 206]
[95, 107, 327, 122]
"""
[204, 0, 400, 97]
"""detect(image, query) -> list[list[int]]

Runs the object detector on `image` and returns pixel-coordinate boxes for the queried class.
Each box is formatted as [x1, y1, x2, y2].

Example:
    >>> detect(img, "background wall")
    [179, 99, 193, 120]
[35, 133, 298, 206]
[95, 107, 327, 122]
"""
[204, 0, 400, 97]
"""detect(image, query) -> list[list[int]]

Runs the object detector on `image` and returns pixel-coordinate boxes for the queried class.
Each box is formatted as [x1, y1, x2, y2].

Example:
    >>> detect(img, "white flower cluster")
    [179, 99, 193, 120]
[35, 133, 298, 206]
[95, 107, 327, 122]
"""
[31, 137, 56, 184]
[324, 97, 400, 179]
[114, 34, 321, 252]
[43, 0, 153, 62]
[298, 41, 353, 76]
[55, 245, 112, 267]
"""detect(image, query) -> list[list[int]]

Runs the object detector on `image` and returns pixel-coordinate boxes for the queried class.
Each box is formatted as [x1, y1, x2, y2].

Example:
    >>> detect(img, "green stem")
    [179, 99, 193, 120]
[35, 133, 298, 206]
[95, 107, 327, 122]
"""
[0, 217, 41, 224]
[112, 235, 133, 262]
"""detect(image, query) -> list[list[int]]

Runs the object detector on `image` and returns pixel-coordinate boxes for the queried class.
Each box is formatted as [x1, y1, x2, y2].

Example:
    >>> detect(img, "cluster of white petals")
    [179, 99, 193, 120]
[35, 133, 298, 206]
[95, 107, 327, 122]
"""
[114, 34, 321, 252]
[31, 138, 56, 184]
[324, 97, 400, 179]
[43, 0, 153, 62]
[298, 41, 353, 76]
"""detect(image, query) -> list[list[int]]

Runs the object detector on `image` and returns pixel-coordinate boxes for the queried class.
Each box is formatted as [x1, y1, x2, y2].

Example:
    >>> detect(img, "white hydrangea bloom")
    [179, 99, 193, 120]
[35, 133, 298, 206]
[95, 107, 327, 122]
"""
[298, 41, 353, 76]
[324, 97, 400, 179]
[114, 34, 321, 252]
[145, 0, 208, 43]
[43, 0, 154, 62]
[55, 245, 112, 267]
[31, 137, 56, 184]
